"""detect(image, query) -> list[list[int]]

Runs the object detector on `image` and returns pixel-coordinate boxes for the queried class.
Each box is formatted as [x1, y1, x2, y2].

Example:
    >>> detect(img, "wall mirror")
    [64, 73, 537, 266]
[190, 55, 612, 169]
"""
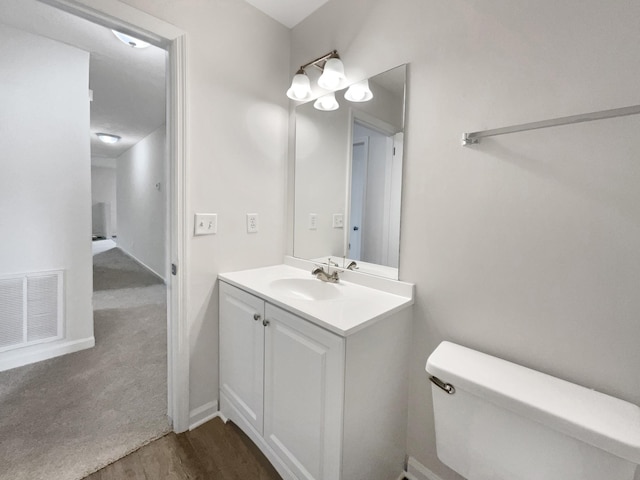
[293, 64, 406, 279]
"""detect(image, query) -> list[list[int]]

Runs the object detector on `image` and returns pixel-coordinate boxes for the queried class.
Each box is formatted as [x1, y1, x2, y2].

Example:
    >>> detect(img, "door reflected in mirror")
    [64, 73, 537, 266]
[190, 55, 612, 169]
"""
[348, 121, 403, 270]
[293, 64, 406, 279]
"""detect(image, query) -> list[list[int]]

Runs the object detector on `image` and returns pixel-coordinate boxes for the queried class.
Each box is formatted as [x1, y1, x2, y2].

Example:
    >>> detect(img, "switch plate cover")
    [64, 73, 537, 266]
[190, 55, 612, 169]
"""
[309, 213, 318, 230]
[194, 213, 217, 235]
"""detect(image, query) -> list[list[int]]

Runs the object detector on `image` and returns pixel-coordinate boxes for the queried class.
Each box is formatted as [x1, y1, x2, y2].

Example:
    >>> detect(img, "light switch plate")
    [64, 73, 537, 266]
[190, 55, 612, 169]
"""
[332, 214, 344, 228]
[194, 213, 217, 235]
[247, 213, 258, 233]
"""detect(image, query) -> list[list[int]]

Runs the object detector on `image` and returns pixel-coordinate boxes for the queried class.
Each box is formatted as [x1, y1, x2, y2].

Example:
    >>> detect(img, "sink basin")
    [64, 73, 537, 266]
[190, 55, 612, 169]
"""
[270, 278, 342, 301]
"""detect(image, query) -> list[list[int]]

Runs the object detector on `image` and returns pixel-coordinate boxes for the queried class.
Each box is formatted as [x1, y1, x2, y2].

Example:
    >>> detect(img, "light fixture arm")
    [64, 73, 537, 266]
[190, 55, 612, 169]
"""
[298, 50, 339, 73]
[287, 50, 344, 102]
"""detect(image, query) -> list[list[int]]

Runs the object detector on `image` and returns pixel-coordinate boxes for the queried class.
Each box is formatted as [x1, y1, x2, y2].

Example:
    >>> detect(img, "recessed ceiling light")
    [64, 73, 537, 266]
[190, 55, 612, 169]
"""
[112, 30, 151, 49]
[96, 133, 121, 144]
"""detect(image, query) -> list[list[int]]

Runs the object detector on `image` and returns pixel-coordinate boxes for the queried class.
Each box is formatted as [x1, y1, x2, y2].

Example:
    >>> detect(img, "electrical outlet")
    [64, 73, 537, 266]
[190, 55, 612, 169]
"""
[194, 213, 217, 235]
[309, 213, 318, 230]
[332, 213, 344, 228]
[247, 213, 259, 233]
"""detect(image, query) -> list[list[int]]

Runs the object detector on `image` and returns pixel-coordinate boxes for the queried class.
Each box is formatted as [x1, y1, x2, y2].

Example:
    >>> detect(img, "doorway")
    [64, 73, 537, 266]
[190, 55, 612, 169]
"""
[0, 0, 188, 478]
[36, 0, 189, 432]
[348, 119, 402, 268]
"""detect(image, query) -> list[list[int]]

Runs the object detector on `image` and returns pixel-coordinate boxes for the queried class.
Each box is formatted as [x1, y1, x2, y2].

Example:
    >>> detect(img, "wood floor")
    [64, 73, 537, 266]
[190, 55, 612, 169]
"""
[84, 417, 282, 479]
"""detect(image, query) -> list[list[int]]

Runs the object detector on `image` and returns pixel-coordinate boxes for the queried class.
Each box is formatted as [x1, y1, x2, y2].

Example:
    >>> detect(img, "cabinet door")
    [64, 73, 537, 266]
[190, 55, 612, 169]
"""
[219, 281, 265, 434]
[263, 304, 345, 480]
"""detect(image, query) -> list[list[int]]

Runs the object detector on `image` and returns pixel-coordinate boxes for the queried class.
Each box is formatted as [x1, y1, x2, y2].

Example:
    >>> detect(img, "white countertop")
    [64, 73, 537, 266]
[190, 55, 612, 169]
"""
[218, 263, 414, 336]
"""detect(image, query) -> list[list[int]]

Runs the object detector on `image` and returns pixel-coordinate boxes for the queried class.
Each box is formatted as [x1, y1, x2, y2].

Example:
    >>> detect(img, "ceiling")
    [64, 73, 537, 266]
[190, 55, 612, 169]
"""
[244, 0, 331, 28]
[0, 0, 328, 161]
[0, 0, 166, 160]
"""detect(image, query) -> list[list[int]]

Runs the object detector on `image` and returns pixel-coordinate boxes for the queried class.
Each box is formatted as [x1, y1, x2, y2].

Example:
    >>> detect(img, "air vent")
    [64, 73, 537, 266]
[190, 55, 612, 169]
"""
[0, 271, 63, 352]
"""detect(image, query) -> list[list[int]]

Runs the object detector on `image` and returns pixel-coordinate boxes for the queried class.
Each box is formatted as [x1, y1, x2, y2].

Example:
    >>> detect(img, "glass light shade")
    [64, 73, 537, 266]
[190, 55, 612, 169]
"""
[317, 57, 346, 90]
[286, 72, 312, 101]
[313, 92, 339, 111]
[344, 79, 373, 102]
[112, 30, 151, 49]
[97, 133, 121, 144]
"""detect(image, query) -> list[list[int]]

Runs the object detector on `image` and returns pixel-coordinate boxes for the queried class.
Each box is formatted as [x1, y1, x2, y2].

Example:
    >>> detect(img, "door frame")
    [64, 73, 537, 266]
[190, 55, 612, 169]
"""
[39, 0, 190, 432]
[347, 111, 398, 265]
[348, 136, 369, 260]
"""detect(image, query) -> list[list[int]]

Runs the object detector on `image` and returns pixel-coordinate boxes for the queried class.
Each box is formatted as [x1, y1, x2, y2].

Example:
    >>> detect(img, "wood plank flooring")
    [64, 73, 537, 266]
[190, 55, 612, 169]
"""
[84, 418, 282, 480]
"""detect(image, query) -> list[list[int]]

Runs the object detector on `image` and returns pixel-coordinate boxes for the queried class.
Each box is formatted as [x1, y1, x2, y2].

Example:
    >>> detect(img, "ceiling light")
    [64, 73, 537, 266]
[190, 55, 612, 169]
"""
[317, 57, 346, 90]
[314, 92, 339, 111]
[96, 133, 121, 144]
[344, 79, 373, 102]
[112, 30, 151, 49]
[287, 50, 347, 102]
[286, 68, 312, 101]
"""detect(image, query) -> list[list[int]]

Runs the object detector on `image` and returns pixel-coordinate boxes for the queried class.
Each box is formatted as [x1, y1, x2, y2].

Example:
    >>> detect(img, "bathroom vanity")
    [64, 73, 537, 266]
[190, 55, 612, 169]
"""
[218, 257, 414, 480]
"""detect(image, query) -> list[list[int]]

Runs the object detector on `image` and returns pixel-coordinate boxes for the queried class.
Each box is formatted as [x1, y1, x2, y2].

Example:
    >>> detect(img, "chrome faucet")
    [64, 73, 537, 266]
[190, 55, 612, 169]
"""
[312, 259, 340, 283]
[345, 260, 358, 271]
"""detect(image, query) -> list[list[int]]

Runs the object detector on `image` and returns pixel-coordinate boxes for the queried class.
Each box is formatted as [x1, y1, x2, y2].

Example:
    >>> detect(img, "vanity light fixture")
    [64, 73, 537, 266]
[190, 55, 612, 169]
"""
[344, 79, 373, 102]
[96, 133, 121, 144]
[287, 50, 346, 101]
[112, 30, 151, 49]
[314, 92, 339, 111]
[317, 56, 346, 90]
[286, 68, 312, 101]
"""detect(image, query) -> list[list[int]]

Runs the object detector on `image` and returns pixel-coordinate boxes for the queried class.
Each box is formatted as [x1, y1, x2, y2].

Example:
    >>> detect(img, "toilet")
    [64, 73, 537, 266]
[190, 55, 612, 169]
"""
[426, 341, 640, 480]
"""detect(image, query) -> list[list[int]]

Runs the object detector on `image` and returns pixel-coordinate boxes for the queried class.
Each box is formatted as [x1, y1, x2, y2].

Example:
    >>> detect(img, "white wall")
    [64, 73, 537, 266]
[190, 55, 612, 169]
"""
[91, 164, 117, 237]
[352, 79, 404, 132]
[292, 1, 640, 478]
[0, 24, 93, 367]
[116, 126, 166, 278]
[294, 102, 349, 259]
[118, 0, 290, 419]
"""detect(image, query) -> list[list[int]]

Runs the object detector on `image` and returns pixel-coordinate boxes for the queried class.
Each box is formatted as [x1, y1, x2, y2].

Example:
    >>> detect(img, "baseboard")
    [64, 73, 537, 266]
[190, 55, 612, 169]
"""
[405, 456, 446, 480]
[189, 400, 219, 430]
[0, 336, 95, 372]
[116, 244, 166, 282]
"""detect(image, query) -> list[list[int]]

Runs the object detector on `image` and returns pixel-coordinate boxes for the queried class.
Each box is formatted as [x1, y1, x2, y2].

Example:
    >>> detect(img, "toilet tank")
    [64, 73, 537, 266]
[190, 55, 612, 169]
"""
[426, 342, 640, 480]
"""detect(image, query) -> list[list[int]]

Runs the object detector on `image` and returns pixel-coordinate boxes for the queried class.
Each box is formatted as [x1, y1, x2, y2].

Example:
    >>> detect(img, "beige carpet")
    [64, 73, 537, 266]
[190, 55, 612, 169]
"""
[0, 248, 171, 480]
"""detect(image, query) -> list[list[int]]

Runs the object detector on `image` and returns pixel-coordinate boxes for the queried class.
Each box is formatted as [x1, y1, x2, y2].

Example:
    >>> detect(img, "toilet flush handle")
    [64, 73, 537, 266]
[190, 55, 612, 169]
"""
[429, 375, 456, 395]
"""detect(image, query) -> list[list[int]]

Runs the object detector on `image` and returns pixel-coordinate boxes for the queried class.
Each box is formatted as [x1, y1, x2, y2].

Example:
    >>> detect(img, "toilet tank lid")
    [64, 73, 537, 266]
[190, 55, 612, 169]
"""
[426, 341, 640, 465]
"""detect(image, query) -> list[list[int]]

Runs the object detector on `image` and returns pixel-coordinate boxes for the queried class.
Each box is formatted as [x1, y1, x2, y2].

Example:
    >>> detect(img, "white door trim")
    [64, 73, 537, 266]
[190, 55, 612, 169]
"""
[38, 0, 190, 433]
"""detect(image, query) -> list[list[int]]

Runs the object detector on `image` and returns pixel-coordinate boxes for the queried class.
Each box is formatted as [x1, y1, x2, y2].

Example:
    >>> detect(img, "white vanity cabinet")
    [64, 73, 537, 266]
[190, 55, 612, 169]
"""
[263, 303, 345, 480]
[219, 272, 413, 480]
[220, 281, 344, 479]
[219, 281, 265, 435]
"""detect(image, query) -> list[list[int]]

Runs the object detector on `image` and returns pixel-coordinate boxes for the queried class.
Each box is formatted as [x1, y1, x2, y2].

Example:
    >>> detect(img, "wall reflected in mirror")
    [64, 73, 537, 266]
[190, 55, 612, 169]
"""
[293, 64, 406, 279]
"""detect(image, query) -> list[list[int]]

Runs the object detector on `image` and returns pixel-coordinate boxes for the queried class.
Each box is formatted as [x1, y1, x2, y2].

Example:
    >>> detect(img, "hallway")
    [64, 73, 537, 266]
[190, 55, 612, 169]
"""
[0, 247, 169, 480]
